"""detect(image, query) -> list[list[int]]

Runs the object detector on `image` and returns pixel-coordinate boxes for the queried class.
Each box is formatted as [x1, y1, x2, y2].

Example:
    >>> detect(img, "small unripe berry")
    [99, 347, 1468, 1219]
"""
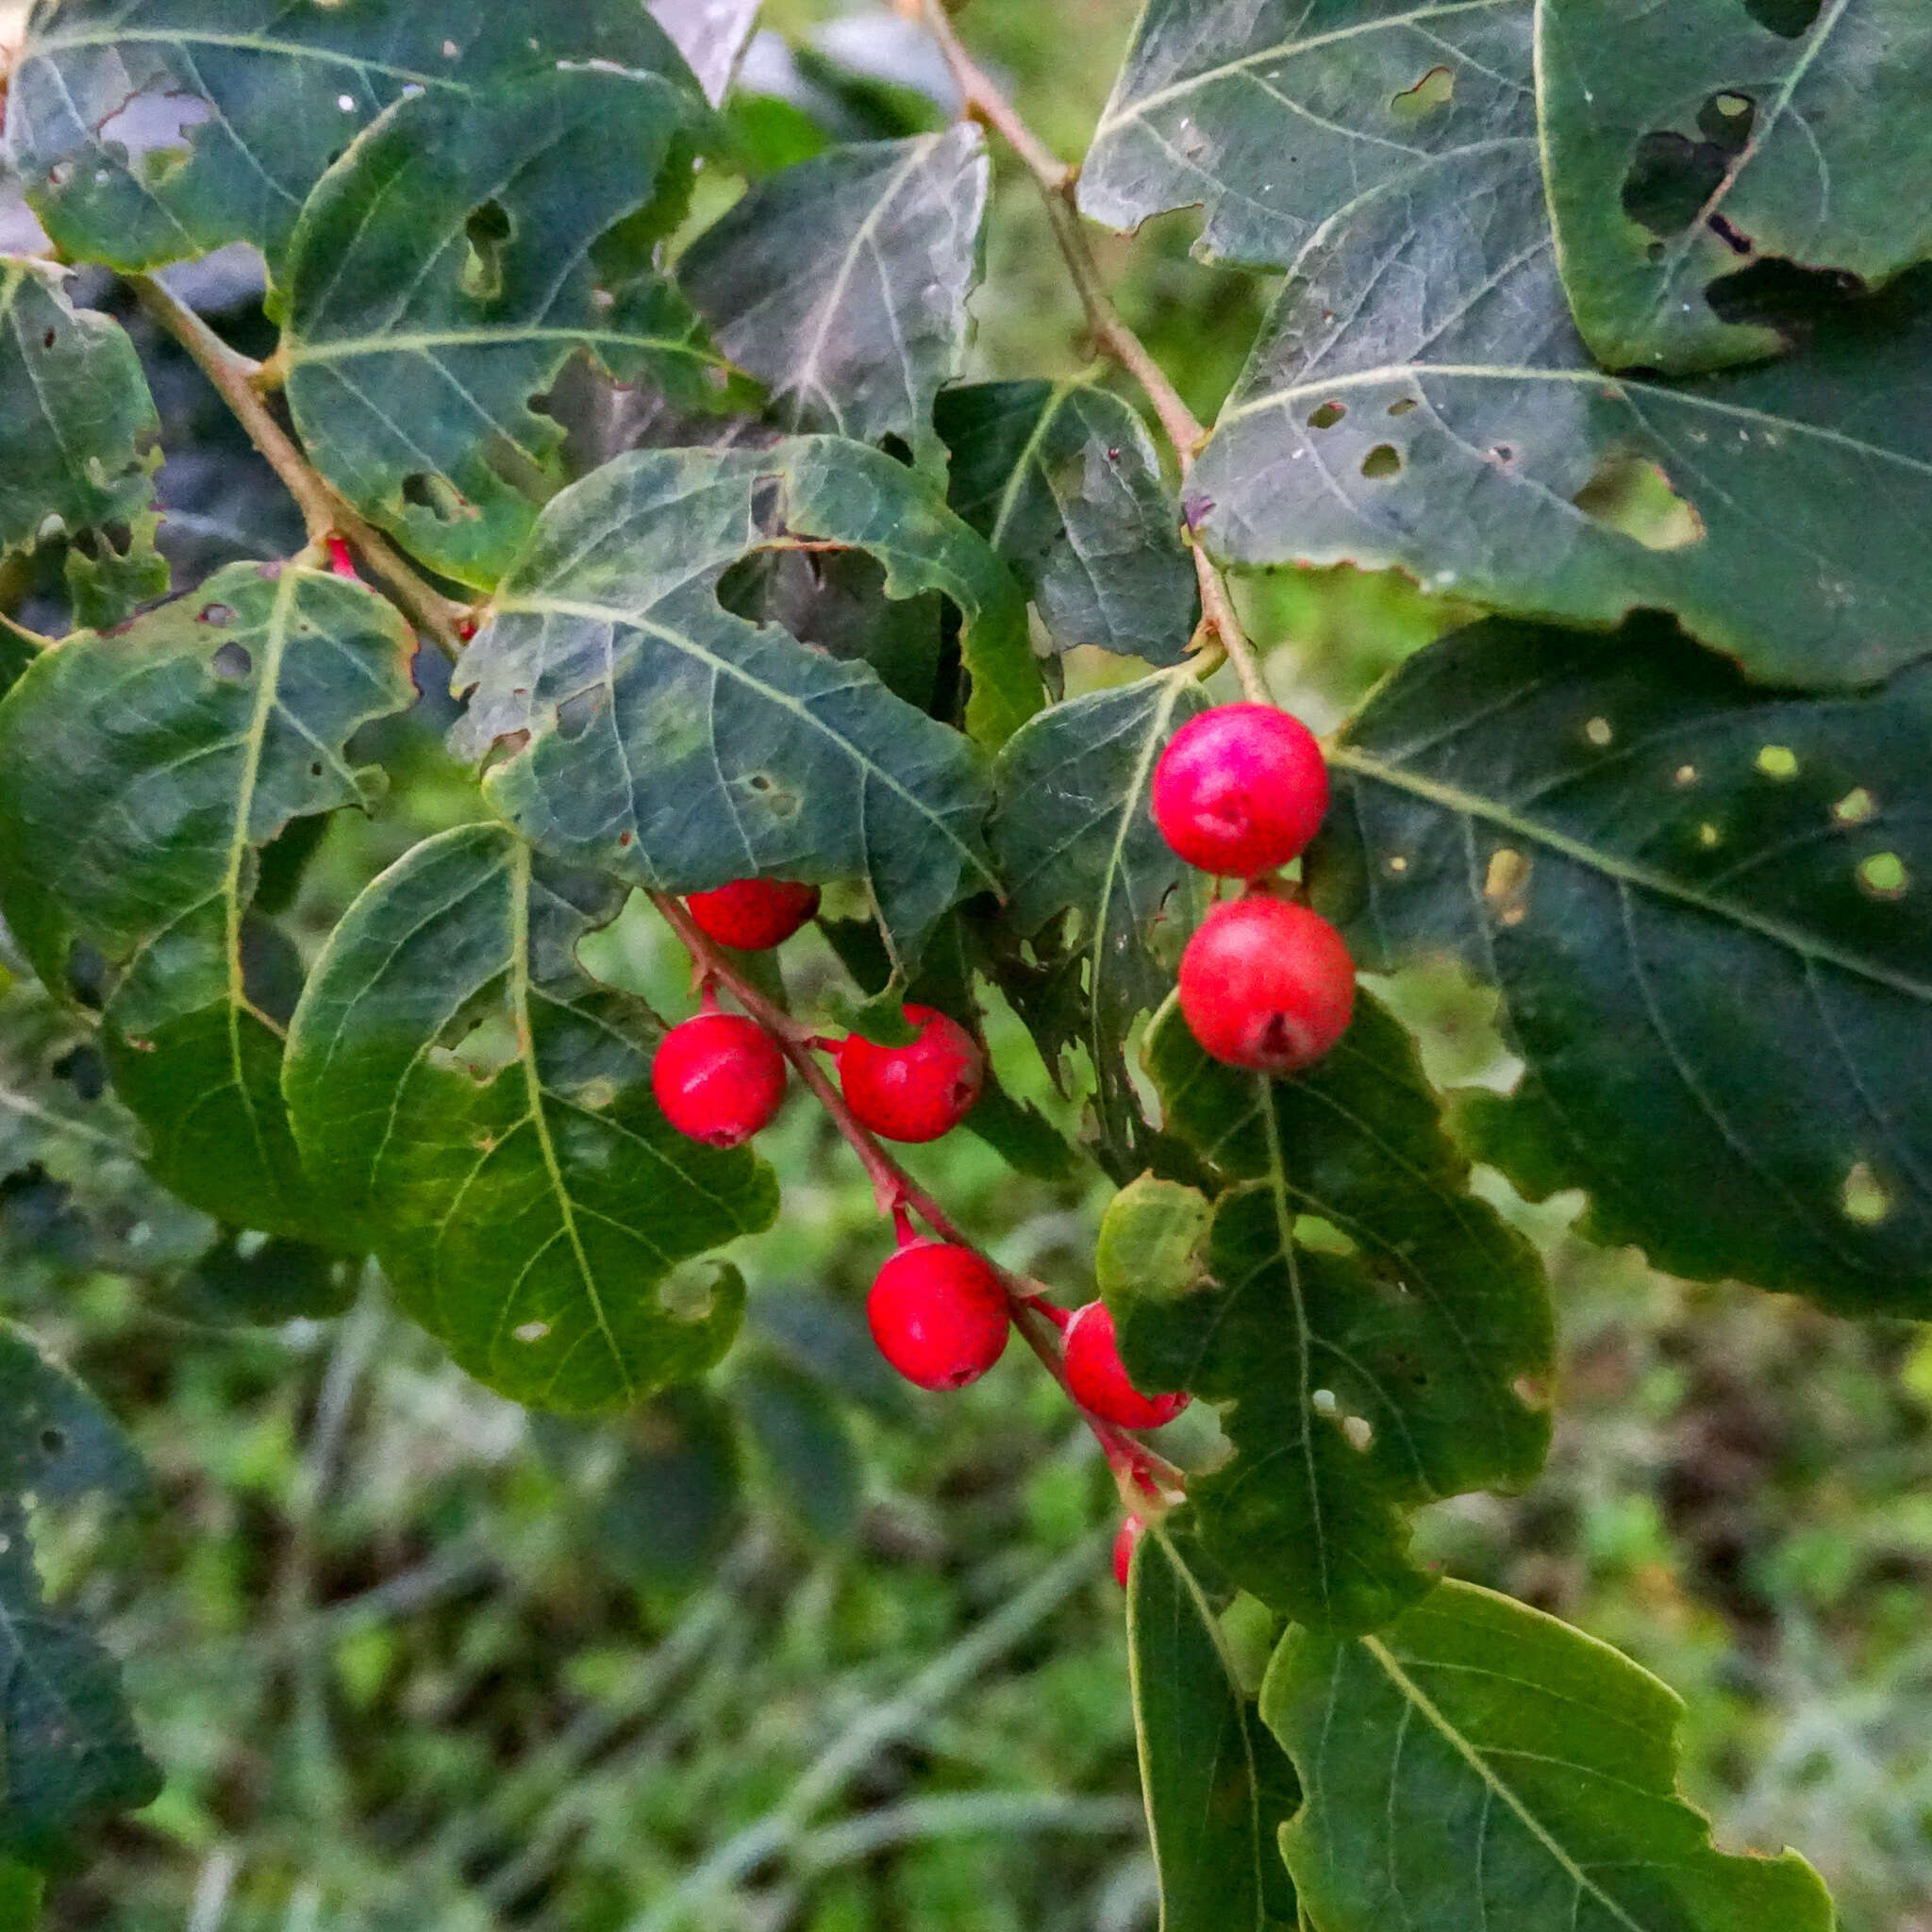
[868, 1240, 1010, 1391]
[1064, 1301, 1189, 1430]
[1178, 894, 1356, 1074]
[686, 877, 822, 951]
[1113, 1516, 1143, 1589]
[838, 1005, 984, 1143]
[651, 1012, 787, 1147]
[1152, 703, 1329, 878]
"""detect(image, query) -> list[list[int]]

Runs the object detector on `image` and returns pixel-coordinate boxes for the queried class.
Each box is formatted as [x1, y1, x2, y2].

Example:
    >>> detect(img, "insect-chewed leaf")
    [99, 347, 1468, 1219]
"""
[1264, 1579, 1834, 1932]
[5, 0, 701, 280]
[937, 380, 1197, 664]
[1078, 0, 1535, 267]
[0, 259, 165, 629]
[680, 128, 988, 472]
[0, 1321, 160, 1867]
[282, 63, 736, 591]
[454, 436, 1030, 971]
[0, 563, 416, 1245]
[990, 671, 1209, 1169]
[283, 824, 778, 1415]
[1541, 0, 1932, 374]
[1313, 612, 1932, 1319]
[1129, 1524, 1301, 1931]
[1102, 998, 1551, 1632]
[647, 0, 761, 107]
[1195, 141, 1932, 690]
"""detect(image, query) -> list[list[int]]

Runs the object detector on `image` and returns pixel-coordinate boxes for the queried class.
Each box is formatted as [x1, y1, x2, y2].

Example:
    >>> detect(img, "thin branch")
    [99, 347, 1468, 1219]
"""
[127, 275, 474, 657]
[1194, 549, 1270, 703]
[0, 608, 55, 653]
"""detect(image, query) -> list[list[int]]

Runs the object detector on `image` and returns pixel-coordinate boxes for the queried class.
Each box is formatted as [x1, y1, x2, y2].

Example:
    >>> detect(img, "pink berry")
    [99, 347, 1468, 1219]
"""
[838, 1005, 984, 1143]
[686, 878, 822, 951]
[1113, 1516, 1143, 1589]
[867, 1240, 1010, 1391]
[1064, 1301, 1189, 1430]
[1177, 893, 1356, 1075]
[651, 1012, 787, 1147]
[1152, 703, 1329, 878]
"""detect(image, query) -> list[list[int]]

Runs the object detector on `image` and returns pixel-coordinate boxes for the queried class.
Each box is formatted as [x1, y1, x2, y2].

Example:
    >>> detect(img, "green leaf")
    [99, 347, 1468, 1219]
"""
[1263, 1578, 1835, 1932]
[6, 0, 701, 281]
[649, 0, 762, 107]
[175, 1232, 359, 1327]
[733, 1352, 862, 1543]
[283, 824, 777, 1414]
[1078, 0, 1536, 267]
[937, 380, 1198, 664]
[282, 62, 737, 591]
[1129, 1524, 1300, 1931]
[456, 436, 1032, 971]
[990, 670, 1210, 1168]
[1541, 0, 1932, 374]
[0, 563, 417, 1244]
[1195, 142, 1932, 689]
[0, 259, 165, 630]
[0, 1861, 43, 1927]
[0, 1322, 160, 1867]
[681, 127, 988, 471]
[1102, 997, 1551, 1632]
[1312, 611, 1932, 1318]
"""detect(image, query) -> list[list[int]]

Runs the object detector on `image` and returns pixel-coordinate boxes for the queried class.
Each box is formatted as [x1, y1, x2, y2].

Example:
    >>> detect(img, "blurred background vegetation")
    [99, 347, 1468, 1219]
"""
[4, 0, 1931, 1926]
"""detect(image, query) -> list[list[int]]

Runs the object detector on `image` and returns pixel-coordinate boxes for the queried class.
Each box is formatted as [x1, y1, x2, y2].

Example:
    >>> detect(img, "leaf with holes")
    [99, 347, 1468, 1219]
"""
[1541, 0, 1932, 374]
[1129, 1523, 1301, 1931]
[283, 824, 777, 1414]
[937, 380, 1198, 664]
[1312, 611, 1932, 1318]
[5, 0, 701, 280]
[648, 0, 762, 107]
[1263, 1578, 1833, 1932]
[454, 436, 1032, 970]
[0, 259, 165, 629]
[681, 127, 987, 471]
[1097, 997, 1551, 1632]
[0, 563, 416, 1245]
[282, 62, 741, 591]
[1195, 142, 1932, 690]
[0, 1321, 160, 1868]
[989, 669, 1209, 1172]
[1079, 0, 1536, 267]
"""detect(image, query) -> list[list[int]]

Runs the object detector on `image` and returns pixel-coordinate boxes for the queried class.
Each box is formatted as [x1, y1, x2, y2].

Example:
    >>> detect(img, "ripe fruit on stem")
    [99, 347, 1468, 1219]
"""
[1113, 1516, 1143, 1589]
[651, 1012, 787, 1148]
[1178, 893, 1356, 1074]
[1152, 703, 1329, 878]
[838, 1005, 985, 1143]
[1064, 1301, 1190, 1429]
[685, 877, 822, 951]
[868, 1240, 1010, 1391]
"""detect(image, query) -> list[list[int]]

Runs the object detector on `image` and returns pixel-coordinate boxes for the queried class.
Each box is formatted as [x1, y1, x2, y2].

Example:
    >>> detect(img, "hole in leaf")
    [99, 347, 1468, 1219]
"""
[1360, 443, 1402, 480]
[1387, 397, 1418, 417]
[1572, 452, 1705, 550]
[1706, 256, 1866, 343]
[1622, 130, 1728, 239]
[199, 602, 236, 625]
[1699, 92, 1756, 154]
[53, 1045, 106, 1101]
[1310, 1389, 1339, 1418]
[1841, 1160, 1890, 1224]
[1390, 66, 1454, 122]
[1484, 846, 1531, 925]
[1857, 851, 1908, 898]
[39, 1426, 65, 1455]
[658, 1263, 721, 1324]
[513, 1321, 551, 1343]
[751, 474, 788, 537]
[433, 1008, 522, 1082]
[402, 471, 464, 523]
[1742, 0, 1822, 35]
[1697, 822, 1722, 848]
[66, 942, 111, 1010]
[1341, 1414, 1374, 1452]
[1674, 763, 1698, 786]
[95, 90, 213, 186]
[556, 688, 602, 741]
[210, 641, 254, 682]
[1307, 401, 1346, 430]
[41, 326, 56, 350]
[461, 198, 513, 302]
[1293, 1215, 1357, 1256]
[1386, 854, 1409, 874]
[1833, 787, 1876, 825]
[1584, 716, 1613, 747]
[1755, 743, 1798, 779]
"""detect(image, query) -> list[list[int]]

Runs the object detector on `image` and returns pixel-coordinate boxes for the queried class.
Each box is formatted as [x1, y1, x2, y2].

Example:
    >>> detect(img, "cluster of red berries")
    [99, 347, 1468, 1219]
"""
[1152, 703, 1356, 1074]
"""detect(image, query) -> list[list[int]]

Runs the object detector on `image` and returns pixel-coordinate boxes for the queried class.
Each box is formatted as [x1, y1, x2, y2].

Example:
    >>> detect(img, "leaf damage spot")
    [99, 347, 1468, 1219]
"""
[1341, 1414, 1374, 1452]
[209, 641, 253, 682]
[1389, 66, 1455, 123]
[462, 199, 514, 303]
[1360, 443, 1403, 480]
[512, 1321, 551, 1343]
[95, 90, 213, 187]
[1307, 401, 1347, 430]
[1386, 854, 1409, 874]
[1674, 763, 1698, 786]
[1572, 452, 1705, 550]
[1832, 786, 1876, 825]
[1755, 743, 1799, 779]
[1857, 851, 1908, 898]
[1743, 0, 1823, 37]
[1484, 846, 1532, 926]
[1697, 822, 1723, 848]
[1584, 716, 1614, 747]
[1841, 1160, 1890, 1225]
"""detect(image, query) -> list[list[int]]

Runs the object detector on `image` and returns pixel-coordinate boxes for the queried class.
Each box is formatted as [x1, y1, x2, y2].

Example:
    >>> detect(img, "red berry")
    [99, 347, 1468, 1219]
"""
[1064, 1301, 1189, 1430]
[1113, 1516, 1143, 1589]
[838, 1005, 984, 1143]
[651, 1012, 787, 1147]
[1152, 703, 1329, 878]
[1178, 894, 1356, 1074]
[867, 1240, 1010, 1391]
[686, 878, 822, 951]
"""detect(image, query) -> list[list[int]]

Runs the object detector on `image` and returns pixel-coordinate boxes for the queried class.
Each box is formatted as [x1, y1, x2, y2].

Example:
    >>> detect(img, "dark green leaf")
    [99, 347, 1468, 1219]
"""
[0, 1322, 160, 1866]
[1129, 1524, 1299, 1931]
[1101, 997, 1551, 1632]
[682, 128, 987, 472]
[596, 1386, 743, 1593]
[649, 0, 761, 107]
[0, 1861, 43, 1926]
[1541, 0, 1932, 373]
[455, 437, 1032, 971]
[283, 63, 737, 591]
[284, 824, 777, 1414]
[1264, 1578, 1835, 1932]
[0, 563, 417, 1244]
[937, 380, 1197, 664]
[0, 259, 165, 629]
[175, 1232, 359, 1326]
[6, 0, 700, 280]
[1195, 142, 1932, 689]
[734, 1352, 862, 1543]
[990, 671, 1209, 1167]
[1313, 612, 1932, 1318]
[1079, 0, 1535, 267]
